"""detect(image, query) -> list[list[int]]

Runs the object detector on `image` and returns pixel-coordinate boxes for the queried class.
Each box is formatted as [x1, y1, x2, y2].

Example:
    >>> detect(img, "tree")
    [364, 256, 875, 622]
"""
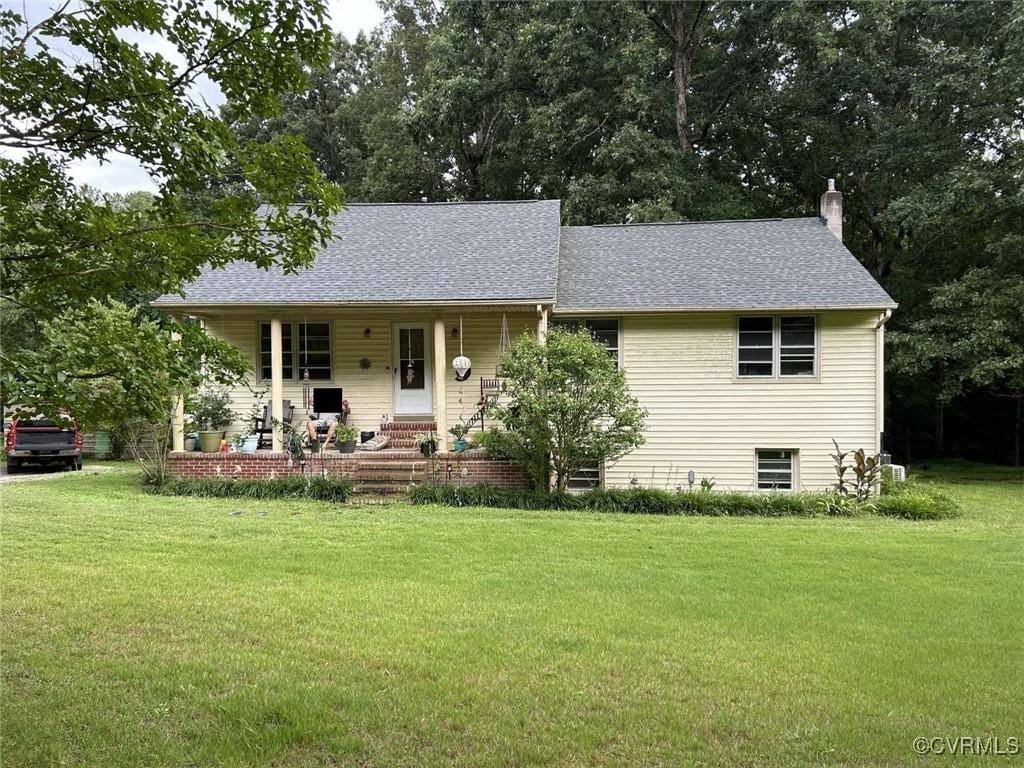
[890, 268, 1024, 466]
[486, 328, 646, 492]
[1, 0, 343, 426]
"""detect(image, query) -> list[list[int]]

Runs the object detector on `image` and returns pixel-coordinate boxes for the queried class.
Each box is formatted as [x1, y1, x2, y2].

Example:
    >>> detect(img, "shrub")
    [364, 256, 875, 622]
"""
[410, 485, 871, 517]
[154, 476, 353, 502]
[875, 479, 959, 519]
[488, 328, 646, 491]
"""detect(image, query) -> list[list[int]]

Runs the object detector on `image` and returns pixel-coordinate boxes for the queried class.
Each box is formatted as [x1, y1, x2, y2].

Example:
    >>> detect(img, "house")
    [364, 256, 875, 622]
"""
[155, 182, 896, 492]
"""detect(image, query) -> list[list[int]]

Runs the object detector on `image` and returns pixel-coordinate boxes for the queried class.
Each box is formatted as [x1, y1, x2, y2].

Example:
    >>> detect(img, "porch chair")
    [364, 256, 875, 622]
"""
[252, 399, 294, 450]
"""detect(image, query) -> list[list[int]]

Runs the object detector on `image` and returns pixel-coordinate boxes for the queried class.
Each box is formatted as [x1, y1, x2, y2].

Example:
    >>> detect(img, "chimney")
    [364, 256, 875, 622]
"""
[819, 178, 843, 241]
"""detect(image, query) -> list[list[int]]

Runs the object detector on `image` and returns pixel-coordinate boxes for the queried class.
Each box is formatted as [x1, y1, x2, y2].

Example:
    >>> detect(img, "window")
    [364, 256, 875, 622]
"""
[551, 317, 620, 367]
[780, 317, 816, 376]
[259, 322, 294, 381]
[738, 317, 774, 377]
[259, 322, 332, 381]
[297, 322, 332, 380]
[757, 450, 795, 490]
[737, 316, 816, 378]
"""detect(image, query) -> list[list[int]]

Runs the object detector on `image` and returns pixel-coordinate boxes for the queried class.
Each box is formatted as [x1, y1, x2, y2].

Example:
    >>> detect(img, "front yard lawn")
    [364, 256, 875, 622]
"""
[2, 464, 1021, 766]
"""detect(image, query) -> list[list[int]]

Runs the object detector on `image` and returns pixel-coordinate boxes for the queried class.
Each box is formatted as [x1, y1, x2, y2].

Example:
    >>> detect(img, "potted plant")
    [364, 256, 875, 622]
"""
[188, 386, 234, 453]
[334, 423, 359, 453]
[416, 430, 440, 456]
[449, 422, 470, 453]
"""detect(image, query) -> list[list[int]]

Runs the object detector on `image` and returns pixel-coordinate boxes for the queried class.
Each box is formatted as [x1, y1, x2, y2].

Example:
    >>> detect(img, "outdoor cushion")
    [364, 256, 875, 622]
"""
[356, 434, 391, 451]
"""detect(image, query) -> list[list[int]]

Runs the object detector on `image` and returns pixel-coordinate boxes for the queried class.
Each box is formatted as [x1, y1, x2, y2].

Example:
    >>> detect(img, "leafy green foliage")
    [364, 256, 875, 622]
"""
[1, 1, 342, 425]
[410, 484, 889, 518]
[876, 478, 960, 520]
[154, 476, 353, 502]
[186, 387, 235, 432]
[486, 328, 646, 491]
[1, 300, 245, 429]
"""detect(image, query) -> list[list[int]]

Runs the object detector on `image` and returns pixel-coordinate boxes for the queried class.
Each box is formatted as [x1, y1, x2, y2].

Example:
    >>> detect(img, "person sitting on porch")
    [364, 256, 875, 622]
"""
[307, 414, 338, 446]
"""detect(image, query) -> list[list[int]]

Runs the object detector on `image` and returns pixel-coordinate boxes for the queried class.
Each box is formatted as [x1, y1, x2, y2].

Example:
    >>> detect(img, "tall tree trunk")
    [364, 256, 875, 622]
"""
[935, 401, 945, 456]
[671, 4, 693, 154]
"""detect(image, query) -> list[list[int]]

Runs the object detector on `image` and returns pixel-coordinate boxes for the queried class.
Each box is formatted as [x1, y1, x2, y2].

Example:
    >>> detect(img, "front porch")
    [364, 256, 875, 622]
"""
[166, 306, 545, 491]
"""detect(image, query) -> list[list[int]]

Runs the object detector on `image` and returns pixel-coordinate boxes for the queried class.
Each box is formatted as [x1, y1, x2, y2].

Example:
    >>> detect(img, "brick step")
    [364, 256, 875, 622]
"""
[354, 461, 427, 472]
[353, 483, 414, 495]
[380, 422, 436, 433]
[355, 471, 427, 483]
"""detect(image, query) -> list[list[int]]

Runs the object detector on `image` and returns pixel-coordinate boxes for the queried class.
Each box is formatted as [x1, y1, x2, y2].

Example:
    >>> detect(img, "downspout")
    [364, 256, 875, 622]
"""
[875, 309, 892, 455]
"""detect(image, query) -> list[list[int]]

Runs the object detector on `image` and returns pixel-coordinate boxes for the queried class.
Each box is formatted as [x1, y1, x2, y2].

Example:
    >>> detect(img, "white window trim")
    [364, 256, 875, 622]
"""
[256, 320, 335, 384]
[735, 314, 819, 381]
[755, 448, 799, 492]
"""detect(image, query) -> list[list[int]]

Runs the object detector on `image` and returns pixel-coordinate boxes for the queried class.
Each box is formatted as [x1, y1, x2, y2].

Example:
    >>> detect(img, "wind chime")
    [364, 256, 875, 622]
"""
[301, 315, 312, 412]
[406, 329, 416, 385]
[452, 316, 472, 421]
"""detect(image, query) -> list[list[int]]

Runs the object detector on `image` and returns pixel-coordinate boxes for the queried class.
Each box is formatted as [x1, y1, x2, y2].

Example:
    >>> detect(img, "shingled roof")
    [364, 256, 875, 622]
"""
[155, 200, 561, 307]
[156, 202, 895, 311]
[555, 218, 896, 312]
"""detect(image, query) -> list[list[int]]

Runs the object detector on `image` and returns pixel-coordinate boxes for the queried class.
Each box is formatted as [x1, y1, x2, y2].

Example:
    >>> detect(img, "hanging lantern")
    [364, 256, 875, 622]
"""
[453, 355, 472, 381]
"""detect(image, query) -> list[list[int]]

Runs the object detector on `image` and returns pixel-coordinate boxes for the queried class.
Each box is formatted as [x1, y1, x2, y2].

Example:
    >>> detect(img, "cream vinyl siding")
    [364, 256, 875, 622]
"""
[442, 314, 534, 432]
[605, 310, 881, 492]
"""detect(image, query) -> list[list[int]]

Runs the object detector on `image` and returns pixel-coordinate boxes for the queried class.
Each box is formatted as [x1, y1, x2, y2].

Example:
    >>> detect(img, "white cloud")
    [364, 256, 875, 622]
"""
[2, 0, 386, 193]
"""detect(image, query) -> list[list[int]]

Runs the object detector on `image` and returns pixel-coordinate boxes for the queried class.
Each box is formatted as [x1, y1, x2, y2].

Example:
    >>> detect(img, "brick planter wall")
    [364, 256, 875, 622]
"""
[167, 450, 529, 490]
[435, 453, 531, 490]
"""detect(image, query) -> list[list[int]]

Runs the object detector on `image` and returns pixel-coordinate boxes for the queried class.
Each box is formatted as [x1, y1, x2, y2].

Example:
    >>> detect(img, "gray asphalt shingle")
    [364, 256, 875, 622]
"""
[556, 218, 896, 311]
[155, 200, 561, 305]
[157, 203, 895, 311]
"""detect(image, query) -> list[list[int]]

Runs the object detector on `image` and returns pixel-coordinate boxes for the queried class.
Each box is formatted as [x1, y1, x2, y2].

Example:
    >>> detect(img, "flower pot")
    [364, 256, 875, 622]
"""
[336, 440, 357, 454]
[453, 438, 468, 453]
[198, 431, 224, 453]
[184, 436, 198, 452]
[420, 440, 437, 457]
[240, 435, 259, 454]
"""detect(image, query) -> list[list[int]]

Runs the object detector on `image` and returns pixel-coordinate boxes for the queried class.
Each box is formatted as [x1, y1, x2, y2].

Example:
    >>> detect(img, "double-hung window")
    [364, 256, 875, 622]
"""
[259, 322, 332, 381]
[757, 449, 795, 490]
[737, 316, 816, 378]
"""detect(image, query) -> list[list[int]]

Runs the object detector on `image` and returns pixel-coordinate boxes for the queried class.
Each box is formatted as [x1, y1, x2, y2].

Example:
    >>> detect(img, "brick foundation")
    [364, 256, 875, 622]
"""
[167, 450, 529, 491]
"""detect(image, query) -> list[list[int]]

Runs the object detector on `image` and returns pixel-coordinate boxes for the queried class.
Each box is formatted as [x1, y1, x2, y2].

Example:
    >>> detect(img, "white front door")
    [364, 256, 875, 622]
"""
[393, 323, 432, 415]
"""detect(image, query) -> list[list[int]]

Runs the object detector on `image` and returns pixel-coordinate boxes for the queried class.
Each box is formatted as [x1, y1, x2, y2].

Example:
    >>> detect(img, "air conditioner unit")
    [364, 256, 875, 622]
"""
[885, 464, 906, 483]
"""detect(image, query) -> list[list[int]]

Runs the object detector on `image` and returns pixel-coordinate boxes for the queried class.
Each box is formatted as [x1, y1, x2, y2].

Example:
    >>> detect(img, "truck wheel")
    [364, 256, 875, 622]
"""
[5, 459, 20, 474]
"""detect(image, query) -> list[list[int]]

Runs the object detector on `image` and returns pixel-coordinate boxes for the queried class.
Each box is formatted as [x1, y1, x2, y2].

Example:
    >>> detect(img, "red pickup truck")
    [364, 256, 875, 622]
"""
[4, 417, 83, 473]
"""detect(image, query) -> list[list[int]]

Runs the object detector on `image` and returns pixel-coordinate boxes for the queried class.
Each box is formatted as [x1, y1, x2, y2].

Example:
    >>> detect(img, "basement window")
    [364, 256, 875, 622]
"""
[757, 449, 795, 491]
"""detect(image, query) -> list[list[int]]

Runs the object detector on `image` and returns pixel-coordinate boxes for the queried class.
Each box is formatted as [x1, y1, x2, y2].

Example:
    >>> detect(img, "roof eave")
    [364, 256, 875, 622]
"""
[551, 302, 898, 315]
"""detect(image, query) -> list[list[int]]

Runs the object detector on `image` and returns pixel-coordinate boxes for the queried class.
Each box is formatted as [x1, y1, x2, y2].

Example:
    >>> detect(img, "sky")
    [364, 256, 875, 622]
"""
[3, 0, 386, 193]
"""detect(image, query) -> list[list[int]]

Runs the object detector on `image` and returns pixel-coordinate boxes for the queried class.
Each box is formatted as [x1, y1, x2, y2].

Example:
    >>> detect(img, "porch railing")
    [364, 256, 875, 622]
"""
[465, 378, 505, 432]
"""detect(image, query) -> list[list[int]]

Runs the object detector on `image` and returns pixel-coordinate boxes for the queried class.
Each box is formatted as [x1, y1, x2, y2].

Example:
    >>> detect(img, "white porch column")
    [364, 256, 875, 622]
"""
[433, 317, 448, 450]
[170, 330, 185, 452]
[537, 305, 548, 343]
[270, 318, 284, 452]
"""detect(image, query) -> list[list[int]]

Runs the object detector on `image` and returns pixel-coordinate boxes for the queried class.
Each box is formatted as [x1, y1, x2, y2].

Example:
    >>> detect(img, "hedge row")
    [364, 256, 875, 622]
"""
[875, 479, 960, 520]
[410, 481, 959, 520]
[412, 484, 846, 516]
[153, 476, 353, 502]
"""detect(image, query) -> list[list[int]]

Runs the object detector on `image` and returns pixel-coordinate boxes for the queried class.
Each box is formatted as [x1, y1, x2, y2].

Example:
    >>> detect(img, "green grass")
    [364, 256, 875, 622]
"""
[2, 463, 1021, 766]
